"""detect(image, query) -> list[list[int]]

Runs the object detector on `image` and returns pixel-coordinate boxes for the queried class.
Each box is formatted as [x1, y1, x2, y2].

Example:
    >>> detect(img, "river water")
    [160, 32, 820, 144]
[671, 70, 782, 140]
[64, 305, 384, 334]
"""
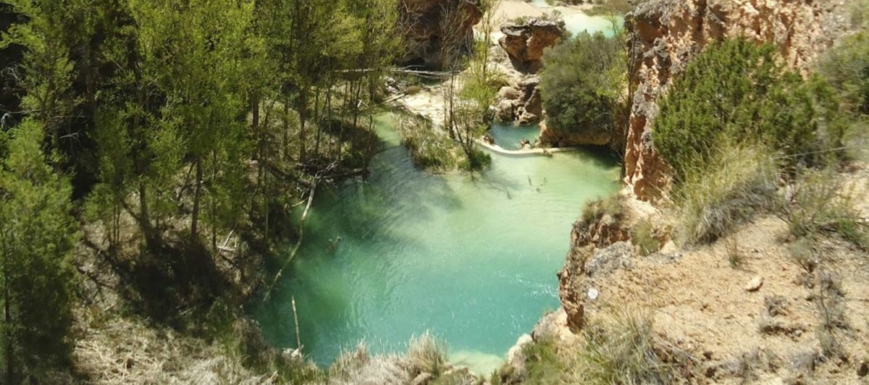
[254, 114, 619, 374]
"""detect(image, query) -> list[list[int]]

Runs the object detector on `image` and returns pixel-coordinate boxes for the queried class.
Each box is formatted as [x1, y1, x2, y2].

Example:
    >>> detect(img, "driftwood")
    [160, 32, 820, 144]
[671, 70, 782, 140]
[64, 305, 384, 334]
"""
[262, 180, 317, 301]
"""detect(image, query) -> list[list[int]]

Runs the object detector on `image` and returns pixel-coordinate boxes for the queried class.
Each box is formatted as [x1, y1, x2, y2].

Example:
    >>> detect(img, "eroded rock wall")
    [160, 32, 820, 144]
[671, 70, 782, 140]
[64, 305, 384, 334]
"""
[623, 0, 845, 201]
[398, 0, 483, 68]
[499, 19, 565, 73]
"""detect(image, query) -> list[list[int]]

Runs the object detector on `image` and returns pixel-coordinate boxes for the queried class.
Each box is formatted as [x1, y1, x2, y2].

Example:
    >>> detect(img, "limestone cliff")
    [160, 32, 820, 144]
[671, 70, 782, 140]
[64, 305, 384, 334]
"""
[623, 0, 845, 201]
[399, 0, 484, 68]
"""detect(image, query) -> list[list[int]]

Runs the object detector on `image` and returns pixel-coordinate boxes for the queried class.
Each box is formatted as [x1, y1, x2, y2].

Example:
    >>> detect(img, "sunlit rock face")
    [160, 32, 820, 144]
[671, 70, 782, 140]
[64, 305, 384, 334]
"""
[398, 0, 484, 68]
[498, 18, 565, 73]
[623, 0, 846, 201]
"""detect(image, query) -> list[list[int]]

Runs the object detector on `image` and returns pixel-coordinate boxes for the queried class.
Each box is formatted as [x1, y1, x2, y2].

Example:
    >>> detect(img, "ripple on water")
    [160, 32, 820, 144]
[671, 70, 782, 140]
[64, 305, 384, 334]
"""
[254, 113, 619, 371]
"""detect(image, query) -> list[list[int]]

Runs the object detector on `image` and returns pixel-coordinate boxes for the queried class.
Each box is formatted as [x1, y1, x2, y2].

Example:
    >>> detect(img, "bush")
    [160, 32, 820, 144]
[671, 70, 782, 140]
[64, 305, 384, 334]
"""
[581, 195, 625, 226]
[520, 337, 568, 384]
[539, 31, 626, 138]
[406, 332, 448, 377]
[397, 114, 461, 171]
[576, 308, 673, 385]
[655, 39, 842, 182]
[674, 142, 779, 245]
[818, 31, 869, 161]
[780, 169, 868, 249]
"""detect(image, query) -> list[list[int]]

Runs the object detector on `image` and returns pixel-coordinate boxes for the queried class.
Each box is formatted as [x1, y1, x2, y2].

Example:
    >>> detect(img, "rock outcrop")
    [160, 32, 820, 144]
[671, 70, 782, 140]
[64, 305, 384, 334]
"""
[498, 18, 565, 73]
[399, 0, 483, 68]
[538, 121, 613, 147]
[623, 0, 846, 201]
[494, 75, 543, 124]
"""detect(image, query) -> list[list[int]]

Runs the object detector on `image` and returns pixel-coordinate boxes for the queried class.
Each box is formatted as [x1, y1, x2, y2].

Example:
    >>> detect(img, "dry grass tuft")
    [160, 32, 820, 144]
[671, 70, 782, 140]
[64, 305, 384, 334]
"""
[631, 219, 659, 256]
[574, 307, 675, 385]
[674, 143, 779, 245]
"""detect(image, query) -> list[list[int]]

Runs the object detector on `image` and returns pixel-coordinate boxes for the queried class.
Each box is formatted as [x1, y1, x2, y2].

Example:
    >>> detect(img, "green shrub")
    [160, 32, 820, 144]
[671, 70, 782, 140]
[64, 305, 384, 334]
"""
[539, 31, 626, 138]
[674, 142, 779, 245]
[655, 39, 840, 182]
[397, 115, 461, 171]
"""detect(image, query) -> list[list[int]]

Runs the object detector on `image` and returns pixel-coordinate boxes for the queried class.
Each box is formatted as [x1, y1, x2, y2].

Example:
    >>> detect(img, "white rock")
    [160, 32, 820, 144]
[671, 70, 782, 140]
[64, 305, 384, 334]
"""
[587, 288, 599, 300]
[744, 276, 764, 292]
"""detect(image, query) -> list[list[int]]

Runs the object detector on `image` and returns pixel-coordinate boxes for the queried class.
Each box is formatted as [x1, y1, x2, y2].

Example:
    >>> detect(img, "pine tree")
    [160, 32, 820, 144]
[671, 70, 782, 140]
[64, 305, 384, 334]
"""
[0, 119, 78, 383]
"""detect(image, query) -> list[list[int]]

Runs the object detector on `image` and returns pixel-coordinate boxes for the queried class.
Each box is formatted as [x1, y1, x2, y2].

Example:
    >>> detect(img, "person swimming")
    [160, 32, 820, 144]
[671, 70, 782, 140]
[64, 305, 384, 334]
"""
[327, 236, 342, 252]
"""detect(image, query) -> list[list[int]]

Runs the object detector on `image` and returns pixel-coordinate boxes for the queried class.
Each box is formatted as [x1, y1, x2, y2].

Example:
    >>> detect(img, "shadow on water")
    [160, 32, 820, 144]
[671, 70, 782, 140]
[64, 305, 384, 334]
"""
[253, 112, 622, 370]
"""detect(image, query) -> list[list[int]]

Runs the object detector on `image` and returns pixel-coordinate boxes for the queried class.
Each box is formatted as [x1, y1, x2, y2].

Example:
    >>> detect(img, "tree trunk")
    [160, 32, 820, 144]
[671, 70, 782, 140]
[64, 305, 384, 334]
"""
[191, 157, 203, 242]
[3, 234, 14, 385]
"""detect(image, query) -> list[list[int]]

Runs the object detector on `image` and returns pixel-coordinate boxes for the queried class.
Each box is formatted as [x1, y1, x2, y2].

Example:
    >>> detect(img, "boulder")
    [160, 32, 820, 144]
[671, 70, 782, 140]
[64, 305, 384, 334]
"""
[498, 86, 522, 100]
[496, 99, 517, 122]
[498, 19, 565, 73]
[493, 75, 543, 124]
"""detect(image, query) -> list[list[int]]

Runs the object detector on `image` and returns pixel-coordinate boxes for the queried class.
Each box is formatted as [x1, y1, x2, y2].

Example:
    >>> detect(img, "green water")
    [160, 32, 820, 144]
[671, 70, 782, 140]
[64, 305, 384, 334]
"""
[254, 114, 619, 374]
[489, 123, 540, 150]
[526, 0, 623, 37]
[563, 13, 623, 37]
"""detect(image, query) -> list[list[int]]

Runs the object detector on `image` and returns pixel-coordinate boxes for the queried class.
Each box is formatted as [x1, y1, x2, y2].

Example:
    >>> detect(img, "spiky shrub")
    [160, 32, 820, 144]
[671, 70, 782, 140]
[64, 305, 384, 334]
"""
[655, 39, 848, 185]
[818, 30, 869, 162]
[406, 332, 448, 377]
[580, 195, 625, 226]
[674, 142, 779, 244]
[521, 337, 568, 384]
[631, 219, 658, 256]
[781, 169, 868, 249]
[576, 308, 672, 385]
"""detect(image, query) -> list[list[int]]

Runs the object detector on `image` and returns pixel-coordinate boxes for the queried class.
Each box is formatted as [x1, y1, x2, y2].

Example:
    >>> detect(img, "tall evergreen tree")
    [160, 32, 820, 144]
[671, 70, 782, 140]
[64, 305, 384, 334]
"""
[0, 119, 78, 384]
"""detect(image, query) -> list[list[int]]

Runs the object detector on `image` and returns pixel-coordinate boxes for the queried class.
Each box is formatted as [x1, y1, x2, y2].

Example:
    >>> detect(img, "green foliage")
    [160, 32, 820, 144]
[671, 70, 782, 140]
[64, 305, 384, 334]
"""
[819, 32, 869, 116]
[818, 31, 869, 162]
[674, 142, 779, 245]
[655, 39, 841, 182]
[521, 337, 568, 384]
[398, 115, 462, 171]
[539, 30, 626, 138]
[0, 119, 78, 382]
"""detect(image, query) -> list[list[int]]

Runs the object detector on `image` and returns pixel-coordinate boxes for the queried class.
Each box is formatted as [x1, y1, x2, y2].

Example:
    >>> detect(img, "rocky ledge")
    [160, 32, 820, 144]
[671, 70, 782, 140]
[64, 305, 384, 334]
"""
[498, 18, 565, 73]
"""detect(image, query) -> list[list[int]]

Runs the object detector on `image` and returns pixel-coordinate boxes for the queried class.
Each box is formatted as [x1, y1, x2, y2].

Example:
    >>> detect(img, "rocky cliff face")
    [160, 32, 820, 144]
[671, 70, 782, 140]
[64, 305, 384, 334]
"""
[623, 0, 845, 201]
[398, 0, 483, 69]
[498, 19, 565, 73]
